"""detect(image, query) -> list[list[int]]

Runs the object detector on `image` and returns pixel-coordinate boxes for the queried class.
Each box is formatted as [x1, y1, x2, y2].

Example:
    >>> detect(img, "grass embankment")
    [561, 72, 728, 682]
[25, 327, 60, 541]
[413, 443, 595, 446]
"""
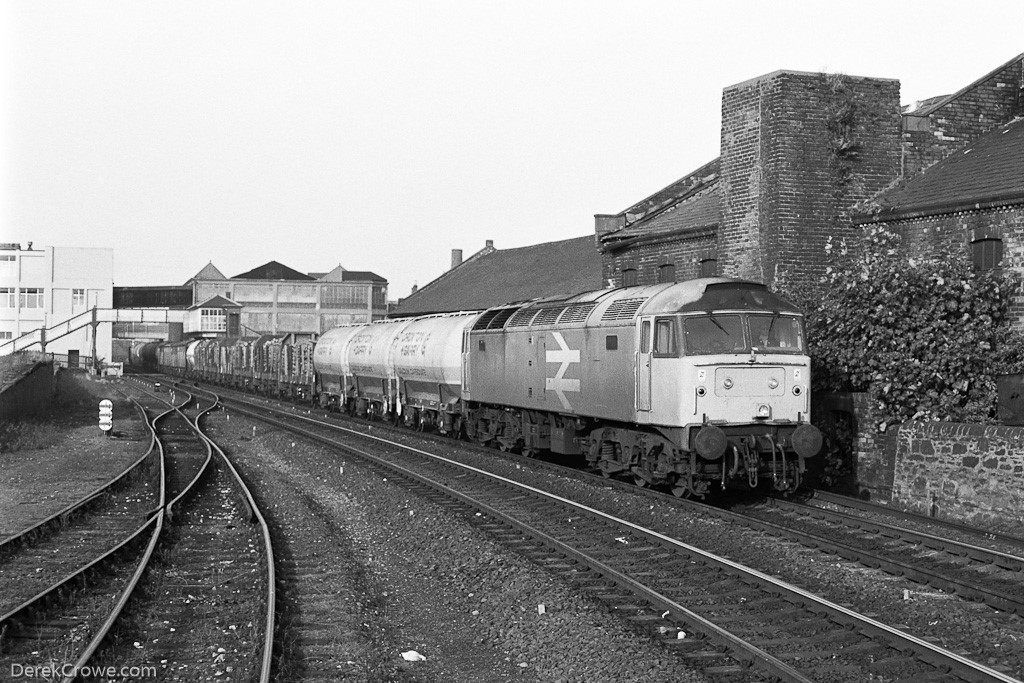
[0, 371, 133, 453]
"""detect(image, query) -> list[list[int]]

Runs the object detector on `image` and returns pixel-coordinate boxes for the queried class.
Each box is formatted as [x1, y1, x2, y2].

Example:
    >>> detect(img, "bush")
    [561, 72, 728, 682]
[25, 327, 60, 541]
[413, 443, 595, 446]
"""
[786, 226, 1024, 427]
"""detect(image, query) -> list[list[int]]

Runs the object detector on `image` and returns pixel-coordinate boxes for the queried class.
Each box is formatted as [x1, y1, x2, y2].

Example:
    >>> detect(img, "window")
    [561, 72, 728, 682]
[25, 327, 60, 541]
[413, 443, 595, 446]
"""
[0, 255, 14, 276]
[0, 331, 12, 340]
[653, 318, 677, 356]
[747, 314, 806, 353]
[478, 339, 486, 351]
[201, 308, 227, 331]
[699, 258, 717, 277]
[682, 314, 744, 355]
[658, 263, 676, 283]
[640, 320, 651, 353]
[972, 238, 1002, 270]
[20, 288, 44, 309]
[73, 288, 86, 307]
[622, 268, 638, 287]
[0, 288, 13, 308]
[605, 335, 618, 350]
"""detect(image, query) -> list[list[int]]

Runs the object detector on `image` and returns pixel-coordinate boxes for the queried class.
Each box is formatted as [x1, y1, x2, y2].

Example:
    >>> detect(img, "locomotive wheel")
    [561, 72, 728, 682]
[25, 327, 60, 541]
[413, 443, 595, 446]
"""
[670, 484, 692, 499]
[633, 474, 650, 488]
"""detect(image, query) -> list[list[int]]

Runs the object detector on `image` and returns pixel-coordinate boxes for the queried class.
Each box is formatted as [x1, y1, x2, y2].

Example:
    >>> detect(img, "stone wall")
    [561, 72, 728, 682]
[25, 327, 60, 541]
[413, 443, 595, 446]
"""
[825, 391, 1024, 526]
[891, 422, 1024, 527]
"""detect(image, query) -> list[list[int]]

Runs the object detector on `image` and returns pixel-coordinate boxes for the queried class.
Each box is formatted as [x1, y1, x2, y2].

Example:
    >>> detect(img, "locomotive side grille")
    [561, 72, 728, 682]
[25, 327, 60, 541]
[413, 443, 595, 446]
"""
[507, 308, 539, 327]
[600, 298, 648, 321]
[472, 309, 506, 330]
[557, 303, 596, 324]
[485, 307, 520, 329]
[532, 307, 565, 326]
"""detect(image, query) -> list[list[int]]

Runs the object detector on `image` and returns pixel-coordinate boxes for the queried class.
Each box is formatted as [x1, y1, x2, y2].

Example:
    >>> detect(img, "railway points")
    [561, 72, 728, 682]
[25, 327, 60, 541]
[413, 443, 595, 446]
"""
[3, 369, 1024, 682]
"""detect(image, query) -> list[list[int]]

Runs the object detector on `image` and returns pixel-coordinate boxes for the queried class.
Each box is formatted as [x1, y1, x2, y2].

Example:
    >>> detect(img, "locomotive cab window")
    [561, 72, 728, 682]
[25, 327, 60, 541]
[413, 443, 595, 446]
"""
[682, 314, 744, 355]
[653, 318, 677, 357]
[747, 314, 806, 353]
[640, 320, 651, 353]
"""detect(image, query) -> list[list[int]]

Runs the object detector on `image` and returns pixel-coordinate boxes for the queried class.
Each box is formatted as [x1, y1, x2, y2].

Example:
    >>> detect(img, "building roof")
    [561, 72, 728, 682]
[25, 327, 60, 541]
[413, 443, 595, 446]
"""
[602, 182, 721, 249]
[233, 261, 315, 281]
[859, 117, 1024, 221]
[391, 235, 603, 317]
[598, 158, 721, 250]
[189, 295, 242, 311]
[188, 262, 227, 282]
[316, 265, 387, 283]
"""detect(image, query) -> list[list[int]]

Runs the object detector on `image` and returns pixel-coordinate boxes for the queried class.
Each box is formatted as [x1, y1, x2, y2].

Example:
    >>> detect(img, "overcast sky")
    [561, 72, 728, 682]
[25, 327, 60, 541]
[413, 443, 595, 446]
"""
[2, 1, 1022, 300]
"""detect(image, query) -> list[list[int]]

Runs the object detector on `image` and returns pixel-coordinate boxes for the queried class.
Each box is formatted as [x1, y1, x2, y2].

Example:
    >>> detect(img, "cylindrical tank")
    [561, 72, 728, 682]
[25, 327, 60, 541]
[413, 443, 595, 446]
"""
[390, 312, 479, 387]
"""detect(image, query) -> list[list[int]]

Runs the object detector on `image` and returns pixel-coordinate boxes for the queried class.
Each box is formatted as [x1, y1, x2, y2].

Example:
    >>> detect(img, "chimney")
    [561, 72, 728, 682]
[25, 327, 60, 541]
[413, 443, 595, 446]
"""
[450, 249, 463, 269]
[594, 214, 625, 239]
[485, 240, 494, 249]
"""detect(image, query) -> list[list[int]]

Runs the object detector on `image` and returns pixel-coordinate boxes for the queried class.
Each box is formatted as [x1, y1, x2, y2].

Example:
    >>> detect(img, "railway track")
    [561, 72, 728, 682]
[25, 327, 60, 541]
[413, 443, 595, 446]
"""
[209, 390, 1019, 683]
[0, 380, 274, 682]
[727, 493, 1024, 616]
[0, 391, 167, 680]
[83, 379, 275, 682]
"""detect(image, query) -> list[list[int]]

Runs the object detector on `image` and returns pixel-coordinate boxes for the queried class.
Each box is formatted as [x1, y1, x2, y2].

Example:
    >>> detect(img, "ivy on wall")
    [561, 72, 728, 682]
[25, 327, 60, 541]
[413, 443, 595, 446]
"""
[783, 225, 1024, 429]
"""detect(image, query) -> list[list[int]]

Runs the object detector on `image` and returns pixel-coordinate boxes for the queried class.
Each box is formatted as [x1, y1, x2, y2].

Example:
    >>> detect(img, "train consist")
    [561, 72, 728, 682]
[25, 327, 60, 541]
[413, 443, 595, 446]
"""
[130, 278, 822, 497]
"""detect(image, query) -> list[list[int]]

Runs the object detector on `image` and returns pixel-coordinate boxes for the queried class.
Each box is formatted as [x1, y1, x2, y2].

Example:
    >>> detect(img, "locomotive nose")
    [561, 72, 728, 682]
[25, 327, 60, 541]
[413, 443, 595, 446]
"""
[792, 424, 823, 457]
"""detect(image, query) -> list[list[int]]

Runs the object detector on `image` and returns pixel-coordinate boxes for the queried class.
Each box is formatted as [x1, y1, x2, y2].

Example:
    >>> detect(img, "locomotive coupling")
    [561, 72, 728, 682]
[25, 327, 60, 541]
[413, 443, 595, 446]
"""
[792, 423, 823, 458]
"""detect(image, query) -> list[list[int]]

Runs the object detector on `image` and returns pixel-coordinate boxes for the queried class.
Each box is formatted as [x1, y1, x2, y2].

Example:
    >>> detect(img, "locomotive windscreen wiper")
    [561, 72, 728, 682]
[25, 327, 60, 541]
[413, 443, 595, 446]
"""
[708, 313, 729, 335]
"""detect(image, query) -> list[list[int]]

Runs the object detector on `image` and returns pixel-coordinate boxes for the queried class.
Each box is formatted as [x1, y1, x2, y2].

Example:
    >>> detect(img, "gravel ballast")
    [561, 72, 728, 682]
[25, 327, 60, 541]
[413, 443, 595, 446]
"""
[213, 413, 709, 682]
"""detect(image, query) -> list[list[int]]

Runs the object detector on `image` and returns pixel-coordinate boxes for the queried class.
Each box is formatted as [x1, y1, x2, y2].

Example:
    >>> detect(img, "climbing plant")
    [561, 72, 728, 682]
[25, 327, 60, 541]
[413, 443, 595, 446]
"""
[786, 225, 1024, 428]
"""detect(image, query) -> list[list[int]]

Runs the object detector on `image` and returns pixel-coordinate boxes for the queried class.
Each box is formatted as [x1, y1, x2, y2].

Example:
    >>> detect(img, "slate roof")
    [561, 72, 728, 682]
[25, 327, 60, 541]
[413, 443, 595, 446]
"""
[339, 270, 387, 283]
[314, 265, 387, 283]
[602, 182, 721, 247]
[233, 261, 315, 281]
[599, 158, 721, 249]
[860, 117, 1024, 220]
[391, 236, 603, 317]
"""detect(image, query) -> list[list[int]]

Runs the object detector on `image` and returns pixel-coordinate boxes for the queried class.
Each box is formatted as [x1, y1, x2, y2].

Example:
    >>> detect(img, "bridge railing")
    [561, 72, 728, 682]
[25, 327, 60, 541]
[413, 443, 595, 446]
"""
[0, 308, 188, 356]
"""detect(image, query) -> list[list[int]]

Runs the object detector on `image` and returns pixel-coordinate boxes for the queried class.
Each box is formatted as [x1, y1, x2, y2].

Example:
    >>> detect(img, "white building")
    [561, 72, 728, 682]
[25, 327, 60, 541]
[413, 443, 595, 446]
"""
[0, 242, 114, 366]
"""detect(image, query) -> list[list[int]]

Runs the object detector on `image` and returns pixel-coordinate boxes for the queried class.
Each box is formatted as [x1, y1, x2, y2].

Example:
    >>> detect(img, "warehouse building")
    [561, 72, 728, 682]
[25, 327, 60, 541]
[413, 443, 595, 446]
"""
[0, 242, 113, 368]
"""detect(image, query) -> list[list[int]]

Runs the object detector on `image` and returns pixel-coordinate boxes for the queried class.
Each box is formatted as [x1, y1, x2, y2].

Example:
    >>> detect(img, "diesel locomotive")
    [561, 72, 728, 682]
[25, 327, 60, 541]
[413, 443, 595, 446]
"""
[139, 278, 822, 498]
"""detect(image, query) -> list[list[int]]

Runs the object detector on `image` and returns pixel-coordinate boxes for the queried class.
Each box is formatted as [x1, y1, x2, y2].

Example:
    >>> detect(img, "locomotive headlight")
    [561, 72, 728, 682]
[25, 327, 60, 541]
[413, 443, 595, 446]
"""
[723, 378, 734, 390]
[755, 404, 771, 419]
[793, 386, 802, 396]
[696, 386, 707, 397]
[767, 378, 779, 390]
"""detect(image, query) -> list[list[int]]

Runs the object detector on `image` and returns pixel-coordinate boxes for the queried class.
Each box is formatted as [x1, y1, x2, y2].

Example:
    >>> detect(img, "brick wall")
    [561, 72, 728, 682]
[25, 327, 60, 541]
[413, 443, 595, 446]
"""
[891, 422, 1024, 526]
[602, 231, 716, 286]
[902, 57, 1023, 178]
[719, 71, 902, 289]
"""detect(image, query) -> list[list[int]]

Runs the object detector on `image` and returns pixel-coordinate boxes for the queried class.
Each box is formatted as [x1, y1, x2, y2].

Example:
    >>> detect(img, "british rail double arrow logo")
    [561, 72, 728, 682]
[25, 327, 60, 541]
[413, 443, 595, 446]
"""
[545, 332, 580, 410]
